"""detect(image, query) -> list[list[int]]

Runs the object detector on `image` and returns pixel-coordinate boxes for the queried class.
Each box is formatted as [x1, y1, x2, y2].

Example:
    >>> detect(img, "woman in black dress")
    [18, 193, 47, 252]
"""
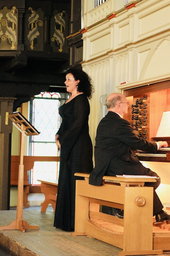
[54, 68, 93, 231]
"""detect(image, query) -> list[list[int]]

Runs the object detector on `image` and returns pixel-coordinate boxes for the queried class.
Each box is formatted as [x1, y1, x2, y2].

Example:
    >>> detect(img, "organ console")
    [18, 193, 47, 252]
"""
[125, 90, 170, 162]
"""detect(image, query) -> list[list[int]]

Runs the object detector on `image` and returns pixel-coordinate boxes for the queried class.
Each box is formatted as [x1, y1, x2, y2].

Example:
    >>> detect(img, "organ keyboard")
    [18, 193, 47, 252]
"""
[137, 148, 170, 162]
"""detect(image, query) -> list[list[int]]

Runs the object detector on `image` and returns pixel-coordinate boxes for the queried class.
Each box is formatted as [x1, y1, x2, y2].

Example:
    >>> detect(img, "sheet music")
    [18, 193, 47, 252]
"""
[136, 153, 166, 157]
[116, 175, 158, 179]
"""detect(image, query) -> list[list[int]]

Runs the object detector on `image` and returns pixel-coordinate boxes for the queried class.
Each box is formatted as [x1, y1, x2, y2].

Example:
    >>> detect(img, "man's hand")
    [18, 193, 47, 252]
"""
[157, 141, 168, 149]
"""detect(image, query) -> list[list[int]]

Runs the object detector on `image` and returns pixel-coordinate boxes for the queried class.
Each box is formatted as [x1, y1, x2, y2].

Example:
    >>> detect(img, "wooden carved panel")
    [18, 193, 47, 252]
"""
[50, 10, 68, 52]
[25, 7, 43, 51]
[0, 6, 18, 50]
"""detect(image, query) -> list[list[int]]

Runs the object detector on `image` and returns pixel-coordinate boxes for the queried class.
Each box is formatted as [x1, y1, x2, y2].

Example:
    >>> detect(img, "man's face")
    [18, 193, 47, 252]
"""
[120, 97, 129, 114]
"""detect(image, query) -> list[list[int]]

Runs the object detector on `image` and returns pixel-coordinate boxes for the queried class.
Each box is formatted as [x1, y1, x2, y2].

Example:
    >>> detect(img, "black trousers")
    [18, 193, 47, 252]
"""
[144, 169, 163, 216]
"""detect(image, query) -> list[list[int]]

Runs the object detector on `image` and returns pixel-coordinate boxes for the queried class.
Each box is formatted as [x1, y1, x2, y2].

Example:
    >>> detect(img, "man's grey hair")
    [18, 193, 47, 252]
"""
[105, 95, 122, 109]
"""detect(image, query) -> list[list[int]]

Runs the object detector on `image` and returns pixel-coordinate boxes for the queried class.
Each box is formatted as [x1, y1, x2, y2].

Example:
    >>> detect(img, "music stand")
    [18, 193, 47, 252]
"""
[0, 112, 40, 232]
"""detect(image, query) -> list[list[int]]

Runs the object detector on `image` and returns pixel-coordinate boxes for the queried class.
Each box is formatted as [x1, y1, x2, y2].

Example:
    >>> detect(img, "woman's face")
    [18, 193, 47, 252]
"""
[64, 73, 80, 94]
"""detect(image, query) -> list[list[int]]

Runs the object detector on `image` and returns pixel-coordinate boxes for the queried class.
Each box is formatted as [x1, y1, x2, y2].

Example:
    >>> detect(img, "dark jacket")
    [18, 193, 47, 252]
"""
[89, 111, 157, 185]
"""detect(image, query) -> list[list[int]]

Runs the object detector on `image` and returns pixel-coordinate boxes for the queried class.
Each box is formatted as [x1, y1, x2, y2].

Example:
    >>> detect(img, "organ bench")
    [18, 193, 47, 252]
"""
[73, 173, 170, 256]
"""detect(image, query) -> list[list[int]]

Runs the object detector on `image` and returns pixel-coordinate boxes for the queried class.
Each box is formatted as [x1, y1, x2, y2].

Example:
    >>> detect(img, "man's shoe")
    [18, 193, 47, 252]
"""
[115, 209, 124, 219]
[112, 208, 124, 219]
[156, 211, 170, 222]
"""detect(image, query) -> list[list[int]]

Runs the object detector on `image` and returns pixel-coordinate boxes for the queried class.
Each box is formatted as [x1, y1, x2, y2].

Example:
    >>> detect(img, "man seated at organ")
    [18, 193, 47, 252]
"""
[89, 92, 170, 222]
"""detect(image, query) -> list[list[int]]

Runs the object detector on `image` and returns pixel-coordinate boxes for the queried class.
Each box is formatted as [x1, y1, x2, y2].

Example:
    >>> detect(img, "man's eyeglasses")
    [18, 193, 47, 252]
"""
[120, 101, 129, 105]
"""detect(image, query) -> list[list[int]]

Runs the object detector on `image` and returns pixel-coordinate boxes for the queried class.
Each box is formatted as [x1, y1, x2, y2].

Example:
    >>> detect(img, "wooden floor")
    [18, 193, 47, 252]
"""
[1, 206, 170, 256]
[0, 206, 121, 256]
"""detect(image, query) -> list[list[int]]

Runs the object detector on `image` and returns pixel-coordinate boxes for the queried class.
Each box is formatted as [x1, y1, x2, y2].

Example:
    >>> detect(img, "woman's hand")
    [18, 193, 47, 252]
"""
[55, 134, 61, 149]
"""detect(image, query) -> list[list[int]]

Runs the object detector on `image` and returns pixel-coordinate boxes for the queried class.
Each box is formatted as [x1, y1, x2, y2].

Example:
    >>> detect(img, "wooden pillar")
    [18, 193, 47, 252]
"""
[0, 97, 15, 210]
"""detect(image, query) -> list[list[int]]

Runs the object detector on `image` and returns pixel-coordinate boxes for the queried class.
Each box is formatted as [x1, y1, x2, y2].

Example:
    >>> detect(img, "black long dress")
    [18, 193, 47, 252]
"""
[54, 94, 93, 231]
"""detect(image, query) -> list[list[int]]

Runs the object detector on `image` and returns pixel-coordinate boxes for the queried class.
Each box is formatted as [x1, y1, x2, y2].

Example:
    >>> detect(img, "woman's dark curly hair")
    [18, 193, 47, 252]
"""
[66, 68, 94, 99]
